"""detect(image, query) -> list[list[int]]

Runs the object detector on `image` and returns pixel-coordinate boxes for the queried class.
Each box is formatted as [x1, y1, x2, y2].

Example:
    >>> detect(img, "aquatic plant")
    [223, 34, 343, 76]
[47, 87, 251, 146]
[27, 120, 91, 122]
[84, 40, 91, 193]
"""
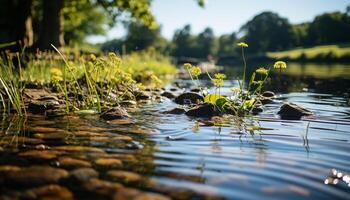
[0, 53, 26, 116]
[184, 42, 287, 116]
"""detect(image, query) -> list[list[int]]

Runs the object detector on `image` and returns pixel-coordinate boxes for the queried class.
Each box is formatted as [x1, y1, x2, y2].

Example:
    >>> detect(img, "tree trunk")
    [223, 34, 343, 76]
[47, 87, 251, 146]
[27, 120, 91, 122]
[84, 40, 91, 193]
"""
[0, 0, 33, 50]
[37, 0, 64, 50]
[15, 0, 34, 47]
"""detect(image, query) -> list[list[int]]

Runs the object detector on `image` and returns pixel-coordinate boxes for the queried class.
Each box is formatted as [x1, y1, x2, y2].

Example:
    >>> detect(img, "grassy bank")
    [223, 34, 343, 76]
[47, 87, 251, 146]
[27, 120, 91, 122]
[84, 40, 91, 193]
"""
[267, 44, 350, 62]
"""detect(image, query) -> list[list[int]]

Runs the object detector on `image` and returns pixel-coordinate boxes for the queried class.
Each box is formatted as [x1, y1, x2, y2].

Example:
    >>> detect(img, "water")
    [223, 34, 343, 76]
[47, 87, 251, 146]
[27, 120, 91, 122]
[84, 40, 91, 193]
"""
[0, 63, 350, 199]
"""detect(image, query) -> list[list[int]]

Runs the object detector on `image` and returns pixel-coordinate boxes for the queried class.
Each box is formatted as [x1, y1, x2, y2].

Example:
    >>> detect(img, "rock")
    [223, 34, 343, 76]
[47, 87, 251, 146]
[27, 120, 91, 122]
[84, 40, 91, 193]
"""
[28, 100, 60, 114]
[100, 107, 130, 120]
[169, 88, 178, 91]
[82, 178, 123, 197]
[161, 91, 176, 99]
[5, 166, 69, 186]
[252, 106, 263, 114]
[23, 184, 73, 200]
[107, 119, 134, 125]
[52, 146, 105, 154]
[27, 127, 63, 133]
[174, 92, 204, 105]
[190, 88, 201, 93]
[262, 91, 275, 98]
[163, 108, 186, 115]
[185, 103, 220, 118]
[113, 188, 170, 200]
[278, 102, 313, 119]
[58, 157, 92, 169]
[95, 158, 122, 168]
[18, 150, 59, 160]
[119, 100, 137, 107]
[260, 97, 274, 105]
[107, 170, 142, 183]
[68, 168, 99, 183]
[33, 133, 67, 140]
[134, 91, 151, 100]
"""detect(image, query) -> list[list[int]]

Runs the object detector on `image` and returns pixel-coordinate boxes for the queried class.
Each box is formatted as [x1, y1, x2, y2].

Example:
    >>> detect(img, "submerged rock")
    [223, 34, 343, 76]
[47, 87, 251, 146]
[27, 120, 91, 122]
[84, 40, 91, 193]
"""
[262, 91, 275, 98]
[23, 184, 73, 200]
[113, 188, 171, 200]
[58, 157, 92, 169]
[28, 100, 60, 114]
[163, 108, 186, 115]
[278, 102, 313, 119]
[185, 103, 220, 118]
[252, 106, 264, 114]
[260, 97, 274, 105]
[107, 170, 142, 183]
[95, 158, 122, 168]
[68, 168, 99, 183]
[100, 107, 130, 120]
[174, 92, 204, 105]
[161, 91, 176, 99]
[4, 166, 69, 186]
[82, 178, 123, 197]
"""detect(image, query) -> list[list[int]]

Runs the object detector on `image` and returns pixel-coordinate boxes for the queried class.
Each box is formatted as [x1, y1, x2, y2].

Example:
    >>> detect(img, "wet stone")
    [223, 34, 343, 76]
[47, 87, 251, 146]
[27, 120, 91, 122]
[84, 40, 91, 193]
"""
[27, 127, 63, 133]
[4, 166, 69, 186]
[82, 178, 123, 197]
[161, 91, 176, 99]
[18, 150, 59, 160]
[107, 170, 142, 183]
[113, 188, 171, 200]
[101, 107, 130, 120]
[33, 132, 67, 140]
[134, 91, 151, 100]
[119, 100, 137, 107]
[68, 168, 99, 183]
[58, 157, 92, 169]
[52, 146, 105, 154]
[175, 92, 204, 105]
[95, 158, 123, 168]
[163, 108, 186, 115]
[23, 184, 73, 200]
[278, 102, 313, 120]
[28, 100, 60, 114]
[260, 97, 274, 105]
[107, 119, 134, 125]
[252, 106, 264, 114]
[262, 91, 276, 98]
[185, 103, 221, 118]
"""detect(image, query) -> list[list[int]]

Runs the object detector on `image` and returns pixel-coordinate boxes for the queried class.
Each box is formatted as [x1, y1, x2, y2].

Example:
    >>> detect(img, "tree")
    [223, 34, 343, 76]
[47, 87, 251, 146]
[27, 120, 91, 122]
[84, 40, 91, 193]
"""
[217, 33, 237, 57]
[124, 22, 166, 53]
[172, 25, 197, 58]
[0, 0, 33, 48]
[240, 12, 296, 53]
[307, 12, 350, 45]
[196, 27, 218, 58]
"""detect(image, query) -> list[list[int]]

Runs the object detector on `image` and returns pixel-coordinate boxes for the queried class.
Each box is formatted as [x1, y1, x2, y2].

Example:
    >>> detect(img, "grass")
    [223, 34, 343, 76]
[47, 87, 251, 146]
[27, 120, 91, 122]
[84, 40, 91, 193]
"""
[267, 44, 350, 61]
[0, 49, 177, 115]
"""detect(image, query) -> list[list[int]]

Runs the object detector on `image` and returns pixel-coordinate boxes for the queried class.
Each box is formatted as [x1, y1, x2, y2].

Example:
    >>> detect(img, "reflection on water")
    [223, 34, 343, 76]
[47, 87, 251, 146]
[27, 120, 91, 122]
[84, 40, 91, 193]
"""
[0, 63, 350, 199]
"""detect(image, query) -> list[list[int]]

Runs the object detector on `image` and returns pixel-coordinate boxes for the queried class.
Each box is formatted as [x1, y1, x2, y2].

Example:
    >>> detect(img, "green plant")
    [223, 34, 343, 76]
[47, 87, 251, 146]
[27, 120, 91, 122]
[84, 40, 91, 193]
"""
[184, 42, 287, 116]
[0, 53, 26, 116]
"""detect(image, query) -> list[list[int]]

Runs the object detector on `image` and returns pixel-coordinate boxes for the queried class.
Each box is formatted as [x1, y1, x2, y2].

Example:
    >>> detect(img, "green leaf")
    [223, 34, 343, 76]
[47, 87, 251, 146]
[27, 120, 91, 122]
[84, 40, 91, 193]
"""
[244, 99, 256, 109]
[204, 94, 226, 104]
[216, 98, 229, 109]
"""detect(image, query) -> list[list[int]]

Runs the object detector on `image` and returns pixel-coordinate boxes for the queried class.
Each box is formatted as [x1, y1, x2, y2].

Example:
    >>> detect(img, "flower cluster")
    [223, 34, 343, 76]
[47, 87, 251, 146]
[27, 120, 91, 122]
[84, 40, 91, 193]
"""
[274, 61, 287, 69]
[237, 42, 248, 48]
[191, 66, 202, 77]
[255, 67, 269, 75]
[212, 73, 226, 87]
[50, 67, 63, 82]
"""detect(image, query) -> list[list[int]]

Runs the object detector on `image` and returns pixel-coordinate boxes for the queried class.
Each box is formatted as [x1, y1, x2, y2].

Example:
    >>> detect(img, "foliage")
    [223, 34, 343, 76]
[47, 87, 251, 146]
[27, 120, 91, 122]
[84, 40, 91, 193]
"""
[184, 43, 286, 116]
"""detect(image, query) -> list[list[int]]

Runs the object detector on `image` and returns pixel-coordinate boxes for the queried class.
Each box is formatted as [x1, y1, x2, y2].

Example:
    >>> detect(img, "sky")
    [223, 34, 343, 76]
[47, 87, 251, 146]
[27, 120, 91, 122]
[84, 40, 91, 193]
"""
[87, 0, 350, 43]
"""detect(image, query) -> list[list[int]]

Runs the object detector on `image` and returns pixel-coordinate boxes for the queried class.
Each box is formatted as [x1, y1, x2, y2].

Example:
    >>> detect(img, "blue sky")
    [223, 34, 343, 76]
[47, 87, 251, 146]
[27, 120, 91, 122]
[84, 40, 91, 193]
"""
[88, 0, 350, 43]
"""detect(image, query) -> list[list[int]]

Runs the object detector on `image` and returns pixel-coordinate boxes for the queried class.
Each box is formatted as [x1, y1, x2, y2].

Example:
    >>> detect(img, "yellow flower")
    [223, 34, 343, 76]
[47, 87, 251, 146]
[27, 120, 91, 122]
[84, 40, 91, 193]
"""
[137, 83, 145, 91]
[50, 67, 63, 82]
[183, 63, 193, 69]
[255, 67, 269, 75]
[237, 42, 248, 48]
[274, 61, 287, 69]
[212, 78, 224, 87]
[191, 66, 202, 77]
[214, 73, 226, 80]
[151, 74, 163, 86]
[230, 87, 241, 93]
[90, 54, 96, 61]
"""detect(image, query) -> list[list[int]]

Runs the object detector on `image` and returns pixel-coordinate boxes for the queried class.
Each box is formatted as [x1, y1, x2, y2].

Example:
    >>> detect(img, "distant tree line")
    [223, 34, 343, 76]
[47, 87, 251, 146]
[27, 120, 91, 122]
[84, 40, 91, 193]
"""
[0, 0, 204, 51]
[101, 5, 350, 59]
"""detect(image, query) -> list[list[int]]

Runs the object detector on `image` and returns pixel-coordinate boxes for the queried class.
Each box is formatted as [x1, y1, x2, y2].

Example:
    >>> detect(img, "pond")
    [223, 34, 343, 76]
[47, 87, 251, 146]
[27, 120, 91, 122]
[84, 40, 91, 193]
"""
[0, 63, 350, 199]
